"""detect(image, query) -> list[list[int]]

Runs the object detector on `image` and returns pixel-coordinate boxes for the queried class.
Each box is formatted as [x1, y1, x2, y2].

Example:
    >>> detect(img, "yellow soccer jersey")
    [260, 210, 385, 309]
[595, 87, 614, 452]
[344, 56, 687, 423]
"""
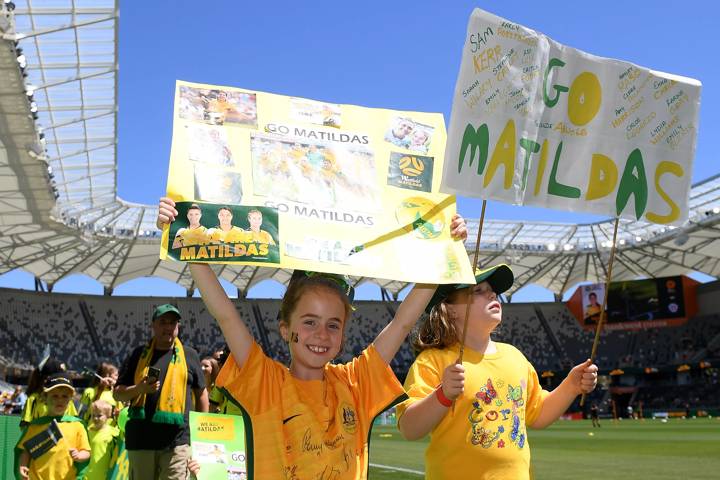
[247, 229, 275, 245]
[85, 424, 119, 480]
[208, 226, 247, 244]
[174, 225, 209, 247]
[397, 342, 548, 480]
[19, 418, 91, 480]
[216, 342, 405, 480]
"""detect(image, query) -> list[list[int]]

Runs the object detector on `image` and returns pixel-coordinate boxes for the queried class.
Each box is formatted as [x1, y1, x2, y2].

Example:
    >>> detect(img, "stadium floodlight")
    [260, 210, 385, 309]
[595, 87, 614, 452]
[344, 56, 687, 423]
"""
[635, 236, 642, 242]
[619, 239, 626, 245]
[563, 244, 573, 251]
[713, 207, 720, 214]
[547, 243, 556, 251]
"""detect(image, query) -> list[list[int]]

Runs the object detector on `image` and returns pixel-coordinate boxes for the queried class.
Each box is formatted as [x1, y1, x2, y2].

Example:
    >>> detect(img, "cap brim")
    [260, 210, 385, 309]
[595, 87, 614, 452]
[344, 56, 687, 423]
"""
[424, 264, 514, 313]
[44, 384, 75, 394]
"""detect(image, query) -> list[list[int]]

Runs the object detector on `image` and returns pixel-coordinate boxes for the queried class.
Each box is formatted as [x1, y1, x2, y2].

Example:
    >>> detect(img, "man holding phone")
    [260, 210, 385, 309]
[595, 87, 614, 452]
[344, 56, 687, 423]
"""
[115, 304, 208, 479]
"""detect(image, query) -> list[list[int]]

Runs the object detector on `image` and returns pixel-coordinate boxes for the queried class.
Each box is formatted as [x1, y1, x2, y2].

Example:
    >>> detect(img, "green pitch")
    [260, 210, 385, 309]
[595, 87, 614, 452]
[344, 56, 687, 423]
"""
[368, 418, 720, 479]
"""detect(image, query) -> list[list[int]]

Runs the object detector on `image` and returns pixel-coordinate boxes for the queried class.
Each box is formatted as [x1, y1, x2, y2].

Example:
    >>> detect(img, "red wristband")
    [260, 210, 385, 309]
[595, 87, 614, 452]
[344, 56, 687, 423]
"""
[435, 386, 453, 407]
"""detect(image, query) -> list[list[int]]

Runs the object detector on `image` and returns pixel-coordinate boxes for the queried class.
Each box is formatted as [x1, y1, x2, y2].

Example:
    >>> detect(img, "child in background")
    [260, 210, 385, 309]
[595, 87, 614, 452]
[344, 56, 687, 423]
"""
[79, 362, 119, 424]
[85, 400, 120, 480]
[17, 373, 91, 479]
[157, 196, 468, 479]
[21, 358, 77, 427]
[397, 265, 598, 480]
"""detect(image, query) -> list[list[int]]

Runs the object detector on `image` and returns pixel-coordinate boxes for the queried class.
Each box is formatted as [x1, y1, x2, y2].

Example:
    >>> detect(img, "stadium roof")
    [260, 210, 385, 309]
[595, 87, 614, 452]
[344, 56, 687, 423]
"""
[0, 1, 718, 298]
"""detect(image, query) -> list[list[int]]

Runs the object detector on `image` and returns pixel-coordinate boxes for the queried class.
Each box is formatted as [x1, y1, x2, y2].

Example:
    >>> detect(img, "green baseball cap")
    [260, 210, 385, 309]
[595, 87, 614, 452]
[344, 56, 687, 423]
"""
[425, 264, 514, 313]
[152, 303, 181, 321]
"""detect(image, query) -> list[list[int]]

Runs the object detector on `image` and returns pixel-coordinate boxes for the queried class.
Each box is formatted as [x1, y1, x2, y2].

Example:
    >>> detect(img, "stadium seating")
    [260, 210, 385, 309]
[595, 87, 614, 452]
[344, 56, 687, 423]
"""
[1, 287, 718, 413]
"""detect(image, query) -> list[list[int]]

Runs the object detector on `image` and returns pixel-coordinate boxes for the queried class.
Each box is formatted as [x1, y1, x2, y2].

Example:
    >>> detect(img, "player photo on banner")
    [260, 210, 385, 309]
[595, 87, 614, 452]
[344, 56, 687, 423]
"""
[384, 116, 434, 153]
[289, 98, 342, 128]
[194, 164, 243, 204]
[250, 132, 380, 211]
[186, 124, 235, 167]
[178, 85, 257, 127]
[387, 152, 434, 192]
[582, 284, 605, 325]
[167, 202, 279, 264]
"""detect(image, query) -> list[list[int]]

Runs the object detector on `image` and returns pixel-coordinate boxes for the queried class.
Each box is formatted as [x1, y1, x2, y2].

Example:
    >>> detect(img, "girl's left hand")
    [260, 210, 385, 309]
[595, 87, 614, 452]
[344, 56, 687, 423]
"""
[568, 359, 598, 394]
[450, 214, 468, 241]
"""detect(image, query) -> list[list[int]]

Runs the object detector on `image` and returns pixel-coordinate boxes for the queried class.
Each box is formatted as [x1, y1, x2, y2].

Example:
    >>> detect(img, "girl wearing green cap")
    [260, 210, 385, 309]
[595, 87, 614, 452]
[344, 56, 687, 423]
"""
[396, 265, 598, 480]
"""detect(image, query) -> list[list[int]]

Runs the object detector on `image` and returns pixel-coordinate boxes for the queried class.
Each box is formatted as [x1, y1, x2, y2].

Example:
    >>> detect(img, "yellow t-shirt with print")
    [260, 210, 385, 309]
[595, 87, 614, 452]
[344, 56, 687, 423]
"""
[397, 342, 548, 480]
[215, 341, 406, 480]
[175, 225, 210, 247]
[19, 418, 91, 480]
[208, 226, 247, 244]
[21, 393, 77, 424]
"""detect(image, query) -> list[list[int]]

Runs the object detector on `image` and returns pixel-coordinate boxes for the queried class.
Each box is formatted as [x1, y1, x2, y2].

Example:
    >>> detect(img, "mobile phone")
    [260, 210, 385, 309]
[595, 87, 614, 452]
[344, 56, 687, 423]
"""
[147, 366, 161, 382]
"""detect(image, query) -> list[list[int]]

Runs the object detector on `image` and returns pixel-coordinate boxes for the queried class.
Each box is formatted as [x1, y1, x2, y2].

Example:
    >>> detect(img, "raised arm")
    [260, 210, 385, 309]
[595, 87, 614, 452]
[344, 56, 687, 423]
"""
[190, 263, 255, 367]
[373, 284, 436, 364]
[373, 214, 467, 364]
[531, 359, 598, 429]
[157, 197, 255, 367]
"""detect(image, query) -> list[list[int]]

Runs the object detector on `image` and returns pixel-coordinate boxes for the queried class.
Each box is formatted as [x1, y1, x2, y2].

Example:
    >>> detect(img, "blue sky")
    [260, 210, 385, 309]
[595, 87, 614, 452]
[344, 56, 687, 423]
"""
[1, 0, 717, 299]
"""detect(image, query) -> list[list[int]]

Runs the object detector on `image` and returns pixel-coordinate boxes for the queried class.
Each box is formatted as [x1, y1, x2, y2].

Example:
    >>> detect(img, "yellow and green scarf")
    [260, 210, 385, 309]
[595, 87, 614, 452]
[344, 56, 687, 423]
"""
[129, 337, 187, 425]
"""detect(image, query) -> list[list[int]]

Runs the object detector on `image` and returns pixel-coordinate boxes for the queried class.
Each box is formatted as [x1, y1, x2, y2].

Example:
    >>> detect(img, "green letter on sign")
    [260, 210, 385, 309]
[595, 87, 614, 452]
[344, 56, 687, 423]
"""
[543, 58, 569, 108]
[458, 123, 489, 174]
[547, 141, 581, 199]
[616, 148, 648, 219]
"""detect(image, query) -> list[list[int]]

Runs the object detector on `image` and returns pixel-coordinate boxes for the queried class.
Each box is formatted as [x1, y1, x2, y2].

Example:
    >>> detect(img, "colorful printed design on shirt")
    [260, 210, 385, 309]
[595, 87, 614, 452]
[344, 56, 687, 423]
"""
[484, 410, 499, 421]
[468, 400, 484, 424]
[476, 378, 497, 405]
[339, 402, 357, 434]
[471, 424, 500, 448]
[506, 384, 524, 407]
[509, 412, 526, 449]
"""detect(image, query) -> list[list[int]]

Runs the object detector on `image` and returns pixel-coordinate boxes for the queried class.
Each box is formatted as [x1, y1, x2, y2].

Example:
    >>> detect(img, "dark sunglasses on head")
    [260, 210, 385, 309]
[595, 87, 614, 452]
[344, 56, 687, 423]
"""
[290, 270, 355, 303]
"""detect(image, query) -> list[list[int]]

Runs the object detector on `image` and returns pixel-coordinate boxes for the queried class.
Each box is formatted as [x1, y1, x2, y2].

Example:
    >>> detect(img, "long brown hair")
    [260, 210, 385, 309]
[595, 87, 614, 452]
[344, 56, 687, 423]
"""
[412, 290, 464, 353]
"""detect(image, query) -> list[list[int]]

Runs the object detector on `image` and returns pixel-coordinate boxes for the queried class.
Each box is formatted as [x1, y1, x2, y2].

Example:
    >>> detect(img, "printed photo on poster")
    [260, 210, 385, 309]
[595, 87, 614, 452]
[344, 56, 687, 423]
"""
[384, 116, 434, 153]
[178, 85, 257, 126]
[186, 124, 235, 167]
[193, 442, 228, 464]
[582, 284, 605, 325]
[290, 98, 342, 128]
[250, 132, 380, 211]
[387, 152, 434, 192]
[167, 202, 280, 264]
[194, 164, 243, 204]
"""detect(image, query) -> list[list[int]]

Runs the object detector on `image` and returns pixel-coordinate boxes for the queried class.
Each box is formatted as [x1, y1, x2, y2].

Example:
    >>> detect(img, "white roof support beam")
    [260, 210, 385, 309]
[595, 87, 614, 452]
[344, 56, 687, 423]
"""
[3, 15, 117, 41]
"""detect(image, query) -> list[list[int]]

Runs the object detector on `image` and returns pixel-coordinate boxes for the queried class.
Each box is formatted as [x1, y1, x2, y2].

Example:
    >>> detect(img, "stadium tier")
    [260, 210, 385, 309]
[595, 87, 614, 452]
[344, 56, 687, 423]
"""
[1, 283, 718, 414]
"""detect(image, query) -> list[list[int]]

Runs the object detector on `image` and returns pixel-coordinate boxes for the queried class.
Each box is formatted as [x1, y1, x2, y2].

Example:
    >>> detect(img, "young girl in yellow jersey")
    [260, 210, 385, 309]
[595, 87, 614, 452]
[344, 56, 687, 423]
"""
[157, 197, 467, 480]
[397, 265, 598, 480]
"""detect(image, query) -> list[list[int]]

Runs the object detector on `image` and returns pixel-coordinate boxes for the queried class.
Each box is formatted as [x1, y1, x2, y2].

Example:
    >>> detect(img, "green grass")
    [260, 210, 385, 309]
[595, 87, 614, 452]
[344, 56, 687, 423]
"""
[368, 418, 720, 479]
